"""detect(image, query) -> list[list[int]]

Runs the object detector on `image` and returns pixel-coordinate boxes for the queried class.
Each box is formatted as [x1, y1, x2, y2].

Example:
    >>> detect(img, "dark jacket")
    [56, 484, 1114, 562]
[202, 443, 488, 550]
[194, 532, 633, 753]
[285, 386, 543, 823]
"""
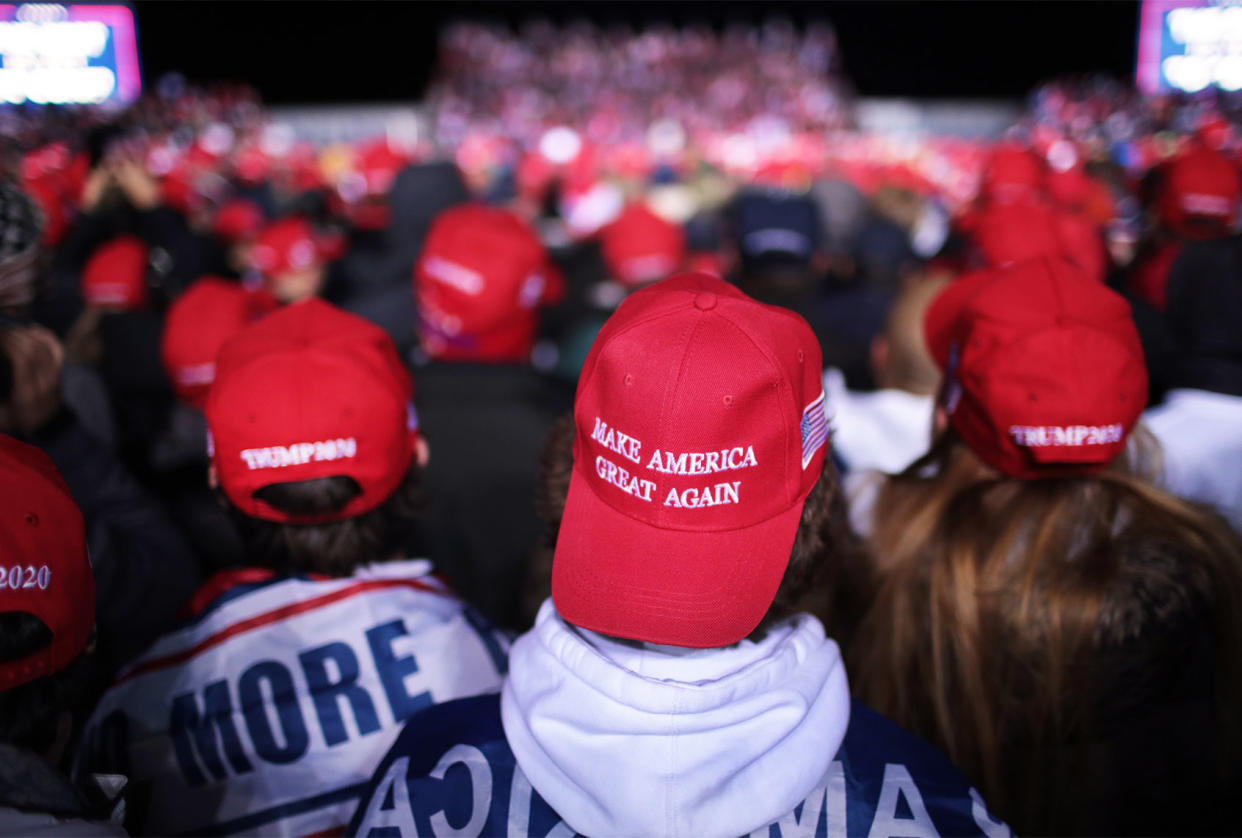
[26, 409, 200, 669]
[411, 362, 570, 630]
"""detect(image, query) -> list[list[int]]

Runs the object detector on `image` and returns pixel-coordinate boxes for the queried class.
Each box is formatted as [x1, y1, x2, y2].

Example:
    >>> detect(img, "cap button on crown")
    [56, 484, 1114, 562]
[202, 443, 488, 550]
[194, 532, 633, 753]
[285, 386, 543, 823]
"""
[694, 292, 718, 311]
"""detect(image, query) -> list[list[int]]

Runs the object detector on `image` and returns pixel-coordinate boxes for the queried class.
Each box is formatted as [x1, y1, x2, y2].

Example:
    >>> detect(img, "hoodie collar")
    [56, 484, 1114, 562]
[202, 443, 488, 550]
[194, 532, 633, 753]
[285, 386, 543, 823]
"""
[502, 600, 851, 838]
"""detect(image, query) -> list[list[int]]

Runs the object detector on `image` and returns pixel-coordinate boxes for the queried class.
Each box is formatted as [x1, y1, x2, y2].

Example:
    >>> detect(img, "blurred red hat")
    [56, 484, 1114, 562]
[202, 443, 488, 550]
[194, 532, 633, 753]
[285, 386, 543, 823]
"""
[971, 200, 1106, 282]
[980, 144, 1045, 205]
[600, 203, 687, 287]
[161, 277, 279, 409]
[249, 217, 342, 280]
[414, 203, 564, 362]
[81, 236, 149, 310]
[212, 199, 266, 244]
[1158, 147, 1241, 240]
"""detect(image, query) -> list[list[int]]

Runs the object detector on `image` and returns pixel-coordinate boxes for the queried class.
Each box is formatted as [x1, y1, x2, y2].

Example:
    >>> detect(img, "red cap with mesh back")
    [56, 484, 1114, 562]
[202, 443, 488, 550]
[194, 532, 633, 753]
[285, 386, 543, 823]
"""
[205, 299, 420, 524]
[0, 434, 92, 690]
[414, 203, 565, 362]
[249, 217, 342, 281]
[81, 235, 149, 310]
[1158, 147, 1242, 239]
[599, 202, 687, 287]
[923, 257, 1147, 480]
[552, 273, 830, 648]
[161, 277, 279, 409]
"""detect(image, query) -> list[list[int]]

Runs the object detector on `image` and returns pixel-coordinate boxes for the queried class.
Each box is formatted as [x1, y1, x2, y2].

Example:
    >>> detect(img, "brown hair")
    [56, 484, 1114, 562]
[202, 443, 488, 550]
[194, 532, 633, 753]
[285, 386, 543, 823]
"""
[847, 429, 1242, 832]
[521, 413, 871, 641]
[226, 464, 426, 576]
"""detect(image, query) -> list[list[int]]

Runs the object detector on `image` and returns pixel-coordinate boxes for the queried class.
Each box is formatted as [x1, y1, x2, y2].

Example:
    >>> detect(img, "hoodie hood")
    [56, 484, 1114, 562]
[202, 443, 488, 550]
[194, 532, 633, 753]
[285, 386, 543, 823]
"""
[502, 601, 851, 838]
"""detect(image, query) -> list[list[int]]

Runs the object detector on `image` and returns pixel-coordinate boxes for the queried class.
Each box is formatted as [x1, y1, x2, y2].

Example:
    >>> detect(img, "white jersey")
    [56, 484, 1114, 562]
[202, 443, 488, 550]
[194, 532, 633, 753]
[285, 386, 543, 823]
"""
[76, 560, 509, 837]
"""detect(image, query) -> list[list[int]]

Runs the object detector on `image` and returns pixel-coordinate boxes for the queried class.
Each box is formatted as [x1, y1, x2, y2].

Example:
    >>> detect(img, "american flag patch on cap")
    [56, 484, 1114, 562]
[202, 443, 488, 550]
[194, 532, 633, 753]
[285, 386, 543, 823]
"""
[800, 390, 828, 469]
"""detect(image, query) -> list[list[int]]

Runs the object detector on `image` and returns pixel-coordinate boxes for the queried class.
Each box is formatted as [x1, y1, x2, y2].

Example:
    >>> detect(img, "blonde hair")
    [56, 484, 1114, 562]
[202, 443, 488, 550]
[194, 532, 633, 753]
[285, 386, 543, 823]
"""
[847, 429, 1242, 832]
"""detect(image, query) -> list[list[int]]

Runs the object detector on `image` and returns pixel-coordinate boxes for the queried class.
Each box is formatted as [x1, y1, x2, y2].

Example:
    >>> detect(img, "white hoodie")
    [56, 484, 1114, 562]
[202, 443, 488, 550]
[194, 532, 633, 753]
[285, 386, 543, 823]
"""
[501, 601, 851, 838]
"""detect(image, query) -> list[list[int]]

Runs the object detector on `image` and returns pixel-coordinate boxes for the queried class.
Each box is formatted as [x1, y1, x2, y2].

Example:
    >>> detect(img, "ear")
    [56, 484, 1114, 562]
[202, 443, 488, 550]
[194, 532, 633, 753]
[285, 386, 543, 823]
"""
[415, 436, 430, 468]
[933, 403, 950, 436]
[207, 463, 218, 489]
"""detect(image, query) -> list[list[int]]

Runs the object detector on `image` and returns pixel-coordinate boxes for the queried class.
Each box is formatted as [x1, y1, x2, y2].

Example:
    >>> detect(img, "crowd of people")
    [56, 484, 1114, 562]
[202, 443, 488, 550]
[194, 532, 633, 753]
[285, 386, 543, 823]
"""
[0, 18, 1241, 838]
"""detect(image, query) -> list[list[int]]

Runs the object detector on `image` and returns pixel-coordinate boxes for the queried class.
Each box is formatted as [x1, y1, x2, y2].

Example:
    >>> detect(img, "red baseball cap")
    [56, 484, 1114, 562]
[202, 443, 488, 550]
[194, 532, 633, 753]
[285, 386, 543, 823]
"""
[161, 277, 280, 409]
[205, 299, 419, 524]
[0, 434, 92, 690]
[599, 202, 687, 286]
[81, 236, 149, 310]
[212, 198, 266, 244]
[552, 273, 829, 648]
[981, 144, 1045, 204]
[971, 200, 1106, 282]
[1158, 148, 1241, 239]
[924, 257, 1147, 480]
[249, 217, 342, 280]
[414, 203, 564, 362]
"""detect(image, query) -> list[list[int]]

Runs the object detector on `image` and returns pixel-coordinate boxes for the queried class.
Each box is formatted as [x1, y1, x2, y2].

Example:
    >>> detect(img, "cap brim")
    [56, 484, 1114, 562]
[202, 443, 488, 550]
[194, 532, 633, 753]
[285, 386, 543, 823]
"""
[923, 269, 994, 369]
[551, 466, 803, 649]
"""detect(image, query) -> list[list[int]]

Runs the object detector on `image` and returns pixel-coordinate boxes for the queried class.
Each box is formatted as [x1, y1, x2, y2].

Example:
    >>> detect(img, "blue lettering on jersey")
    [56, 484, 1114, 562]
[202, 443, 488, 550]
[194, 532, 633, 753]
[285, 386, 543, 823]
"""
[366, 619, 433, 722]
[299, 642, 381, 746]
[171, 679, 253, 786]
[346, 695, 1011, 838]
[239, 660, 309, 765]
[168, 615, 438, 787]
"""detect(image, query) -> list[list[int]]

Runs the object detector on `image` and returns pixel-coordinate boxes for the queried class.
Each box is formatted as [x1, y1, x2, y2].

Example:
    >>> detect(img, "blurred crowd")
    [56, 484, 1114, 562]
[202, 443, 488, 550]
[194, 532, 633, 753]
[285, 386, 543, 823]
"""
[0, 18, 1241, 838]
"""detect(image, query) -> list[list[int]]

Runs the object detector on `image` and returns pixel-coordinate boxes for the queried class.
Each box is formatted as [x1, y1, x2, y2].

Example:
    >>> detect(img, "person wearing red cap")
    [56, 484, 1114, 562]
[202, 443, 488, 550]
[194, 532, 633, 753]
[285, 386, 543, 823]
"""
[847, 257, 1242, 834]
[551, 200, 689, 382]
[347, 274, 1006, 838]
[157, 277, 280, 571]
[1128, 146, 1242, 313]
[0, 434, 123, 835]
[408, 203, 570, 630]
[77, 299, 508, 837]
[248, 216, 343, 304]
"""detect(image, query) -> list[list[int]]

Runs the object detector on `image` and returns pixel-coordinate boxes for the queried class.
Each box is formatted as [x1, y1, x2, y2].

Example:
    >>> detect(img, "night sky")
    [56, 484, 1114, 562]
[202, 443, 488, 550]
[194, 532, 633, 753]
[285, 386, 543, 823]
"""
[131, 1, 1141, 105]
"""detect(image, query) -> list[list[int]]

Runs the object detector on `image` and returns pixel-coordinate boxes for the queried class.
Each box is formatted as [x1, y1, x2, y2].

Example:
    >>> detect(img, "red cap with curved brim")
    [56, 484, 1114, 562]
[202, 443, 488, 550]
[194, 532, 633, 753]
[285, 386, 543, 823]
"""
[552, 273, 829, 648]
[924, 257, 1147, 479]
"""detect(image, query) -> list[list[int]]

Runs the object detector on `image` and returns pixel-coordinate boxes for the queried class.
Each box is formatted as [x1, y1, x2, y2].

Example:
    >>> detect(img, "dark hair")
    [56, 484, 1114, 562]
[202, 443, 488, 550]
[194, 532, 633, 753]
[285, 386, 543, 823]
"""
[523, 413, 871, 642]
[0, 612, 92, 754]
[226, 464, 426, 576]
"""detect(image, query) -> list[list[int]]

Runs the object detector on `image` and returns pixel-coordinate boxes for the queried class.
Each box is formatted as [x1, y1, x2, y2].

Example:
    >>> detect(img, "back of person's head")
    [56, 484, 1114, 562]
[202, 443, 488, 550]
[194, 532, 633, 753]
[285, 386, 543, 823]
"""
[160, 277, 279, 410]
[598, 201, 686, 288]
[1157, 146, 1242, 241]
[979, 143, 1046, 206]
[80, 236, 151, 312]
[248, 216, 342, 304]
[1163, 234, 1242, 397]
[851, 257, 1242, 831]
[870, 273, 949, 396]
[413, 203, 563, 363]
[542, 272, 865, 648]
[205, 299, 424, 575]
[968, 199, 1106, 282]
[0, 434, 94, 757]
[730, 189, 821, 295]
